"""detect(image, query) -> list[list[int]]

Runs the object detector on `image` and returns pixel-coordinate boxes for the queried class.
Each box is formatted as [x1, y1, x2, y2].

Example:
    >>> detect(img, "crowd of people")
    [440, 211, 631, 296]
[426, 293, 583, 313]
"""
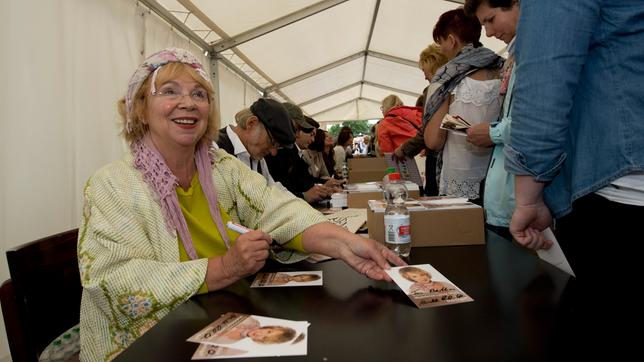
[74, 0, 643, 360]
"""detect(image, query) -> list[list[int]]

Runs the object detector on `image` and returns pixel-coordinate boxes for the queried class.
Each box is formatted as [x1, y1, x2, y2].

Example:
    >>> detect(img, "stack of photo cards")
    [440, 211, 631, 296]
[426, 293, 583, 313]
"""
[250, 271, 323, 288]
[188, 313, 309, 359]
[440, 114, 471, 132]
[386, 264, 473, 308]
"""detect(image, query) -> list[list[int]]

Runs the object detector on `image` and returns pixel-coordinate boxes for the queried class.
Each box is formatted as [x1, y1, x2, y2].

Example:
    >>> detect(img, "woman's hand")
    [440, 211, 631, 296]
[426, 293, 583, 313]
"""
[206, 229, 271, 291]
[302, 223, 406, 281]
[336, 236, 407, 281]
[222, 230, 272, 277]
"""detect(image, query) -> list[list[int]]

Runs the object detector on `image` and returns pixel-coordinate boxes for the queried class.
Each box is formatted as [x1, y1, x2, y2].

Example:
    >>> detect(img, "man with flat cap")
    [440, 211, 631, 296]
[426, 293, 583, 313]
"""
[266, 103, 343, 203]
[216, 98, 292, 187]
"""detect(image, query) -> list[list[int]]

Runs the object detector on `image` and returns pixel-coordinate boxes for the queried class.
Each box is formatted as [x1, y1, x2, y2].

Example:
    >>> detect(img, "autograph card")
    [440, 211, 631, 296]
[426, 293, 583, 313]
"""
[386, 264, 473, 308]
[188, 313, 309, 359]
[251, 271, 323, 288]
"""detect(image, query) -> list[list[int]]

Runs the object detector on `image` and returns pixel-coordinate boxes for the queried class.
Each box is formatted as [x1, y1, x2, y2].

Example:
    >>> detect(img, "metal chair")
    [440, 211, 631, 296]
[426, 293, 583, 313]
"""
[0, 229, 81, 362]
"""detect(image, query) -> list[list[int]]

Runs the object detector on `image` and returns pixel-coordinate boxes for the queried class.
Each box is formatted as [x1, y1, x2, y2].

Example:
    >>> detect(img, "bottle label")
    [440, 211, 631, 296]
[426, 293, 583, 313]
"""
[384, 214, 411, 244]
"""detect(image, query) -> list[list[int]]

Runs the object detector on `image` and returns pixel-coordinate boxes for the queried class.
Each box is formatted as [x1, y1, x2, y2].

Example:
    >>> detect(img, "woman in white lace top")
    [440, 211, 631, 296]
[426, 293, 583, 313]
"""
[423, 8, 503, 203]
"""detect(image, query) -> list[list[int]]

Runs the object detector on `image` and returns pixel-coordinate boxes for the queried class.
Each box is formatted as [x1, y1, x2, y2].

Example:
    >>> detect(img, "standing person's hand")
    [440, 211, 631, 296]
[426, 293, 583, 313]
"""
[393, 146, 407, 162]
[465, 122, 493, 147]
[510, 175, 554, 250]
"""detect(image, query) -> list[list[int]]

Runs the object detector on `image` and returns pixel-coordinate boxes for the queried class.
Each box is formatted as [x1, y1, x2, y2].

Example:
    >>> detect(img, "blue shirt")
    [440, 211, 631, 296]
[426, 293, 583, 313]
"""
[505, 0, 644, 218]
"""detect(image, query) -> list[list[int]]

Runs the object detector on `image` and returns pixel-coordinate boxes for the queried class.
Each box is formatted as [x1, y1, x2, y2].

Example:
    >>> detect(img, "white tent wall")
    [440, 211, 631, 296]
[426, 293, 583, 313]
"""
[0, 0, 212, 360]
[217, 62, 263, 127]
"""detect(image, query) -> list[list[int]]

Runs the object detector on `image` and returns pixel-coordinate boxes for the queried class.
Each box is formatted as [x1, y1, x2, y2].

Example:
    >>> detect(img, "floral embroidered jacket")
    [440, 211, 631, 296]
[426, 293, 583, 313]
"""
[77, 149, 326, 361]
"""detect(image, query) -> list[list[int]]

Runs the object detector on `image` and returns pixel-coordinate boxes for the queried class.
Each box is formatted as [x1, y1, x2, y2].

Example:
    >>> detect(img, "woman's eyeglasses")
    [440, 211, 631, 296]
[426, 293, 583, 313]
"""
[153, 85, 210, 104]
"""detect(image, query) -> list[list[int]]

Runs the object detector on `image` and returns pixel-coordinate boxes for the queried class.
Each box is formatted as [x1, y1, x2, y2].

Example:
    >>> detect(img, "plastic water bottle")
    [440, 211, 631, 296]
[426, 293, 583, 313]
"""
[383, 172, 411, 258]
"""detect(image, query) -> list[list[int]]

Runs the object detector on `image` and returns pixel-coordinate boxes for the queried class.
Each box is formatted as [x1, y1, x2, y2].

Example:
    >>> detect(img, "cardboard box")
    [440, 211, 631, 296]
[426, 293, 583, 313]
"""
[367, 201, 485, 247]
[347, 157, 388, 183]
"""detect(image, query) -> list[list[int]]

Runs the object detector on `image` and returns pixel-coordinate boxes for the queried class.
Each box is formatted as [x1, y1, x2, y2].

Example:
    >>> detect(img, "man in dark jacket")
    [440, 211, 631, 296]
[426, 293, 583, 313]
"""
[266, 103, 342, 203]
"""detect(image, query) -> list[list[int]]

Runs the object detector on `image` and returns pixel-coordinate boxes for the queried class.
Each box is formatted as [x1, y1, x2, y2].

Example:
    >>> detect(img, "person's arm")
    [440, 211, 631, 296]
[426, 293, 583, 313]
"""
[509, 175, 553, 250]
[215, 150, 328, 263]
[423, 98, 449, 151]
[79, 168, 208, 336]
[395, 132, 425, 160]
[301, 222, 406, 281]
[505, 0, 599, 244]
[466, 122, 494, 147]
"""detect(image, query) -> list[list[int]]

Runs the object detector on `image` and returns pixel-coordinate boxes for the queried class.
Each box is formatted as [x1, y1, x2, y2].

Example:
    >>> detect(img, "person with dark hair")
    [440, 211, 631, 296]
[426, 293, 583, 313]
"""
[423, 8, 504, 204]
[463, 0, 520, 238]
[333, 126, 354, 175]
[322, 131, 340, 178]
[302, 121, 334, 180]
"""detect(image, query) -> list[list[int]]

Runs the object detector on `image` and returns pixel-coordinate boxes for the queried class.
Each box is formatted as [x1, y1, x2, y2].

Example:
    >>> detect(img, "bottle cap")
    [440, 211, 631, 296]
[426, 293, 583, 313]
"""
[388, 172, 401, 181]
[385, 167, 396, 174]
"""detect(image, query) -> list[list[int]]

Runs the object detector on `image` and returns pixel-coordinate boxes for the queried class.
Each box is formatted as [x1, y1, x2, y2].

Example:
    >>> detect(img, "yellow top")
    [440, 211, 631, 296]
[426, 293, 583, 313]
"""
[176, 173, 305, 293]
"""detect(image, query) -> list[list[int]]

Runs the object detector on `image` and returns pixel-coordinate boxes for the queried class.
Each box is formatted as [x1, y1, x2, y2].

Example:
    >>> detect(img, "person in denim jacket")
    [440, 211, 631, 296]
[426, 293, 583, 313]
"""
[504, 0, 644, 280]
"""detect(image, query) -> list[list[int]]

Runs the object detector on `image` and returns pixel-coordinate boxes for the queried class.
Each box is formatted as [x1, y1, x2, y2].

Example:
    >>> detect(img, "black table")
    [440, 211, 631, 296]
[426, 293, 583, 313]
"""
[115, 230, 579, 361]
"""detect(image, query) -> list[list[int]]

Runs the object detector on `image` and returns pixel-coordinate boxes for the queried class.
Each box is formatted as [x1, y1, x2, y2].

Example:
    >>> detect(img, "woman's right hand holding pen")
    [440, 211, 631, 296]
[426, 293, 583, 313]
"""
[205, 226, 271, 291]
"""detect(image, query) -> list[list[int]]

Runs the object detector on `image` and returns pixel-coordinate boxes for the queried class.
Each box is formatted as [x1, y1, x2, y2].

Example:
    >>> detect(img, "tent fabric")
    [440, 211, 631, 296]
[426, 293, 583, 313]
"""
[153, 0, 504, 123]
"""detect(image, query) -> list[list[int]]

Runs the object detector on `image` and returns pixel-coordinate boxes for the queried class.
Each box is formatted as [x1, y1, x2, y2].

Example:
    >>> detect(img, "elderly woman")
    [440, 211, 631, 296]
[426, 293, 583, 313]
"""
[78, 48, 403, 361]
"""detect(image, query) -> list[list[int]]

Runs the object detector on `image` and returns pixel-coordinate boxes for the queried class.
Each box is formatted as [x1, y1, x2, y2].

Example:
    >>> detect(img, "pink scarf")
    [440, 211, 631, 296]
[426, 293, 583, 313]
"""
[132, 136, 231, 259]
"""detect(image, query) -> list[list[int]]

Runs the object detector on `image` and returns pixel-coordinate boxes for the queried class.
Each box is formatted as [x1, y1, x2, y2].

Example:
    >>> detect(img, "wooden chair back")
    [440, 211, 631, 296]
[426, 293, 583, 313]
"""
[1, 229, 81, 362]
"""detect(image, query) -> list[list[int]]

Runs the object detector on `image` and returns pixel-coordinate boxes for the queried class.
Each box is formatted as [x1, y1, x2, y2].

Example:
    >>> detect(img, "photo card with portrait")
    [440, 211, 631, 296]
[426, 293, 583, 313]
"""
[386, 264, 473, 308]
[188, 312, 309, 359]
[250, 271, 323, 288]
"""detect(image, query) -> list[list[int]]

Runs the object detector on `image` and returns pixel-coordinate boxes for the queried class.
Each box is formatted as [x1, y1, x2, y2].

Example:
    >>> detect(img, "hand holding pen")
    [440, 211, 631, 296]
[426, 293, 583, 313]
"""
[219, 222, 272, 279]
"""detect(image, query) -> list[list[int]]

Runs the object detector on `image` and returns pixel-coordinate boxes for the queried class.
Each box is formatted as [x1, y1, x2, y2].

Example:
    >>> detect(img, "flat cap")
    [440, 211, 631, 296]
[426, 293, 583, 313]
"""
[250, 98, 295, 146]
[282, 102, 314, 131]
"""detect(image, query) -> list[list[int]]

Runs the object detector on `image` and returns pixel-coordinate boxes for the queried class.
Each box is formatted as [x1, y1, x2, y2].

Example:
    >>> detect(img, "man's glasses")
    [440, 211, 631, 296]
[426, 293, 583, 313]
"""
[152, 85, 210, 104]
[264, 125, 282, 149]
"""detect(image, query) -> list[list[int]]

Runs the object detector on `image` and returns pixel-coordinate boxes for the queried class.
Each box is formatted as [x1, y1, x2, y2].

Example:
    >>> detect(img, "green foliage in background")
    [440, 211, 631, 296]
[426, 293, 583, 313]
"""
[327, 120, 371, 138]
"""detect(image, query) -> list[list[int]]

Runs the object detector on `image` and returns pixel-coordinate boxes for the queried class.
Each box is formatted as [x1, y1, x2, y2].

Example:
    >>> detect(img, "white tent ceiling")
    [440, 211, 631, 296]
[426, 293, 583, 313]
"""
[144, 0, 504, 123]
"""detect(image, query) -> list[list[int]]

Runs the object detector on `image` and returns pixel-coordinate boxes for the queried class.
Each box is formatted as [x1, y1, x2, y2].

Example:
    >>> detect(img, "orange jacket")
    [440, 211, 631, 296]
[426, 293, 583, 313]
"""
[377, 106, 423, 154]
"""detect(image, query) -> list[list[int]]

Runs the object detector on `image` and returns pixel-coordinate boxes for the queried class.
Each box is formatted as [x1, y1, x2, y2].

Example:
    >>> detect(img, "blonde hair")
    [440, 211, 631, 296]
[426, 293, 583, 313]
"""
[251, 326, 296, 344]
[419, 44, 449, 78]
[399, 266, 430, 282]
[118, 62, 220, 145]
[381, 95, 403, 114]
